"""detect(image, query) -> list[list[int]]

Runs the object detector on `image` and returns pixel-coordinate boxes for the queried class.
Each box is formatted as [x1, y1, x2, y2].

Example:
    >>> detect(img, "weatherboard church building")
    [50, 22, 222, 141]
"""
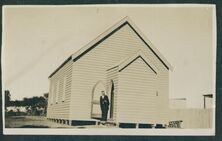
[46, 17, 173, 127]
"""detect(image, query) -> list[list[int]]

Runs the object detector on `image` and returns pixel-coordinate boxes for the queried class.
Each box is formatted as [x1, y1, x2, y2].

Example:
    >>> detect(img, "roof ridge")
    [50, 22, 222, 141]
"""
[49, 17, 173, 78]
[71, 17, 131, 57]
[71, 16, 172, 70]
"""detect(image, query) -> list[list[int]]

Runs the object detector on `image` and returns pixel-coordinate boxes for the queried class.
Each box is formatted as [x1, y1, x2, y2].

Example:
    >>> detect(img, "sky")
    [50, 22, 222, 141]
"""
[2, 5, 216, 108]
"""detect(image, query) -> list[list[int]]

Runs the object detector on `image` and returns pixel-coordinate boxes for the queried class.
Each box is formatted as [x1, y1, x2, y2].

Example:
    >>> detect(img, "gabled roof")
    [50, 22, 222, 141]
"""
[49, 17, 172, 78]
[107, 50, 158, 74]
[71, 16, 173, 70]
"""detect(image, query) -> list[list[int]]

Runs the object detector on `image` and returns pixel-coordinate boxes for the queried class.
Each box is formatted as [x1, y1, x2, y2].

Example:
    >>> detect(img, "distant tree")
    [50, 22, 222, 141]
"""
[5, 90, 11, 109]
[8, 93, 48, 116]
[14, 100, 21, 107]
[23, 97, 30, 106]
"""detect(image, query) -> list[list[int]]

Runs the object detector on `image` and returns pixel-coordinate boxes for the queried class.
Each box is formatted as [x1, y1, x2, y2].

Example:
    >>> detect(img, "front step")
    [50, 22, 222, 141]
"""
[98, 121, 117, 126]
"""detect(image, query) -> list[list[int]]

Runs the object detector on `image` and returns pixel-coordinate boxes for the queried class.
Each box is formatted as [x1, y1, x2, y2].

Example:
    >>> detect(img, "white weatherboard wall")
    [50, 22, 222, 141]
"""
[157, 70, 169, 123]
[47, 59, 73, 120]
[117, 57, 158, 124]
[69, 23, 170, 122]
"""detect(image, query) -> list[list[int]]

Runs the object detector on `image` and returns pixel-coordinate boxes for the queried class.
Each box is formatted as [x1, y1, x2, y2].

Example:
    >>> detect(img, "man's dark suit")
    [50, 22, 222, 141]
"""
[100, 95, 109, 121]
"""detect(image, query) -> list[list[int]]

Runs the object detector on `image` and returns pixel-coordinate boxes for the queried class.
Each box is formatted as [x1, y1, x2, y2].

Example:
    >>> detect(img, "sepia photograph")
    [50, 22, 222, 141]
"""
[2, 4, 216, 135]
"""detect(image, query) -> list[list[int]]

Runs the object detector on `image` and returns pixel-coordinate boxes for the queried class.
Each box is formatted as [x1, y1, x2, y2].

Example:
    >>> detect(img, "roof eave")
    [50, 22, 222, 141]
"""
[48, 56, 72, 78]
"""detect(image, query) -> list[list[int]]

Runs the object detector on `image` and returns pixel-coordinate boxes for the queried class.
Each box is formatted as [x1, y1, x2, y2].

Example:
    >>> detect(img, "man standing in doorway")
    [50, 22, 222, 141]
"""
[100, 91, 109, 121]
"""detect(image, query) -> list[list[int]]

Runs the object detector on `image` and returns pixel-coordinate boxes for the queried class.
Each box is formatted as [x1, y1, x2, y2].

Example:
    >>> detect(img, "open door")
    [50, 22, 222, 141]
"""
[109, 80, 115, 119]
[91, 81, 106, 119]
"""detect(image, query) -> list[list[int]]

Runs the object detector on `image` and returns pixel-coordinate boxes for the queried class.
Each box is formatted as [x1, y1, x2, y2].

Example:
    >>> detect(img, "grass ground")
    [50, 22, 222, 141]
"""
[5, 116, 72, 128]
[5, 116, 117, 128]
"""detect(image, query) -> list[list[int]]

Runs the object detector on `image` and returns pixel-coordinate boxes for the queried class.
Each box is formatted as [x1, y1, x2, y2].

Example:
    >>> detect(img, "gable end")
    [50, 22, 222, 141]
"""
[119, 56, 157, 74]
[72, 21, 170, 70]
[127, 23, 169, 70]
[49, 17, 172, 78]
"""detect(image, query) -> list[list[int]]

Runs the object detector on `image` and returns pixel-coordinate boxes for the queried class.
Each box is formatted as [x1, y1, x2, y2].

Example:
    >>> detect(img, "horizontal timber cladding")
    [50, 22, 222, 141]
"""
[69, 24, 169, 121]
[156, 71, 170, 124]
[46, 59, 73, 120]
[117, 58, 158, 124]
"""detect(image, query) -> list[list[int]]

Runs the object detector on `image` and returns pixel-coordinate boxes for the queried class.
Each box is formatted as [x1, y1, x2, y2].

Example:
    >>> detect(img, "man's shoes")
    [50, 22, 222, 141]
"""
[100, 121, 106, 125]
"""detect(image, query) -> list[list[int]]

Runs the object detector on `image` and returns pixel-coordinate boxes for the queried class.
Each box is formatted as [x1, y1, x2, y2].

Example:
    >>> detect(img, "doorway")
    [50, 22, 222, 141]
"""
[109, 80, 115, 119]
[91, 81, 106, 119]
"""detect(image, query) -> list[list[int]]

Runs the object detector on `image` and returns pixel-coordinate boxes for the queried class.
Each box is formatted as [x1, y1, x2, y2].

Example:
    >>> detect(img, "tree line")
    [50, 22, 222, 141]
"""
[5, 90, 48, 116]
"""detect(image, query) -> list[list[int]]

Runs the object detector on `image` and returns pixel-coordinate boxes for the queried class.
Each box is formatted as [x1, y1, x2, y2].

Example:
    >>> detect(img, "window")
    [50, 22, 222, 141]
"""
[55, 80, 60, 103]
[50, 83, 54, 105]
[109, 80, 115, 119]
[62, 76, 66, 102]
